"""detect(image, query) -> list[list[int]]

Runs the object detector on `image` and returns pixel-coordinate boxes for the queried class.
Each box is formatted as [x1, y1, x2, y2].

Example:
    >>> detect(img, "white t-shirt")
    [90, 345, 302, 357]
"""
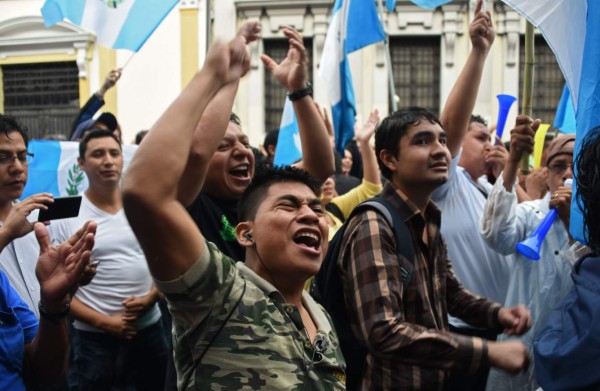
[432, 151, 515, 328]
[50, 195, 160, 332]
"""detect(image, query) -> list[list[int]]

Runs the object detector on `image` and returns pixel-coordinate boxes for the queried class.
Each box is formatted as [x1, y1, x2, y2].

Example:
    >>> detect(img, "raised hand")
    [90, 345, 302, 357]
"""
[485, 136, 509, 178]
[525, 167, 549, 199]
[98, 68, 122, 96]
[3, 193, 53, 240]
[470, 0, 495, 53]
[508, 116, 540, 163]
[355, 110, 380, 145]
[261, 27, 308, 91]
[35, 221, 96, 307]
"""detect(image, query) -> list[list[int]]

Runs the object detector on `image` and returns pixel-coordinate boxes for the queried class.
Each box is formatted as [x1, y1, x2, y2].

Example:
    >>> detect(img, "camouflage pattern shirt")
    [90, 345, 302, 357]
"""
[155, 241, 346, 390]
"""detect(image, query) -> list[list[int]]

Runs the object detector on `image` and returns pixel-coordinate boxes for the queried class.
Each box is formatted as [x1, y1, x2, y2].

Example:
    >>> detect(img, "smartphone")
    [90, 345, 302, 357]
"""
[38, 196, 82, 221]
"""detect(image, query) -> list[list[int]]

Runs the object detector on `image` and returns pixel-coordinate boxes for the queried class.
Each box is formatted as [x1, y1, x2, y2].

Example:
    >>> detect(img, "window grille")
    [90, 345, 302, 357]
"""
[390, 36, 441, 115]
[2, 61, 80, 139]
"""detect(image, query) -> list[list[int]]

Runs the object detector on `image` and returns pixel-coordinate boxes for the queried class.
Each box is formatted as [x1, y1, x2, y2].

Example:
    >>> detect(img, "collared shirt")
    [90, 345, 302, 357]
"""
[339, 182, 503, 391]
[0, 224, 40, 318]
[481, 175, 574, 390]
[432, 151, 515, 328]
[155, 241, 346, 390]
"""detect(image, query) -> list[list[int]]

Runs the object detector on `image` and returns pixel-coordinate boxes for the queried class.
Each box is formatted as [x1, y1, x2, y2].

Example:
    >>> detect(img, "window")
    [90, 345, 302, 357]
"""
[389, 36, 441, 115]
[263, 38, 313, 132]
[2, 61, 80, 139]
[519, 35, 565, 126]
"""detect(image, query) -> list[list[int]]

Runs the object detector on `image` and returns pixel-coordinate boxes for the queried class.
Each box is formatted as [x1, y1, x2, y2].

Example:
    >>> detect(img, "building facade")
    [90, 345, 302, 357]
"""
[0, 0, 564, 145]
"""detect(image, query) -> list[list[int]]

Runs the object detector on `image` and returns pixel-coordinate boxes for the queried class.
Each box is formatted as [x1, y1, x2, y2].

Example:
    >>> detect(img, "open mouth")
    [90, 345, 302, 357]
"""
[293, 230, 321, 252]
[229, 164, 250, 179]
[430, 162, 448, 170]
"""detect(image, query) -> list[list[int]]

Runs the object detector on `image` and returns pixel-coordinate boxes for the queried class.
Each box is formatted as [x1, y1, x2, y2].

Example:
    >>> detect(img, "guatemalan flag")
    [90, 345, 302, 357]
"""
[319, 0, 385, 155]
[500, 0, 600, 244]
[22, 141, 137, 199]
[41, 0, 179, 51]
[273, 98, 302, 167]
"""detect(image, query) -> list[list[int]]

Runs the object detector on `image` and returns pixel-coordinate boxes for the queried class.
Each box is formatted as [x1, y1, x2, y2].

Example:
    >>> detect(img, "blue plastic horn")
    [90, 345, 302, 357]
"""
[516, 179, 572, 260]
[495, 94, 518, 141]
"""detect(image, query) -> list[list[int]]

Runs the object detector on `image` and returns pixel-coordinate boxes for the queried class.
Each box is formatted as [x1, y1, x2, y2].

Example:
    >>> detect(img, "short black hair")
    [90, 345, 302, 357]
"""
[375, 107, 442, 180]
[238, 166, 322, 221]
[470, 114, 488, 127]
[230, 112, 242, 128]
[135, 130, 149, 145]
[263, 129, 279, 150]
[79, 129, 121, 159]
[575, 126, 600, 255]
[0, 114, 29, 146]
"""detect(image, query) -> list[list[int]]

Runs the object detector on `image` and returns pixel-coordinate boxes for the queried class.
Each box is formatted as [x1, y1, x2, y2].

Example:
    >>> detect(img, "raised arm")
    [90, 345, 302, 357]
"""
[122, 38, 248, 281]
[261, 27, 334, 180]
[440, 0, 495, 157]
[178, 22, 261, 206]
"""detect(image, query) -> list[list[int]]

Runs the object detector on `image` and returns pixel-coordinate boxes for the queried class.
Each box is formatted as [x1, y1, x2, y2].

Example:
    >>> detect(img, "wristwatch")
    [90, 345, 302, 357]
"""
[38, 300, 71, 324]
[287, 82, 313, 101]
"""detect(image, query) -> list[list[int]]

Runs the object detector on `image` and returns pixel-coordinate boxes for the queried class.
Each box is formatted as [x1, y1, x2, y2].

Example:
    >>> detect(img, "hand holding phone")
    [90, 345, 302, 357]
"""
[38, 196, 82, 222]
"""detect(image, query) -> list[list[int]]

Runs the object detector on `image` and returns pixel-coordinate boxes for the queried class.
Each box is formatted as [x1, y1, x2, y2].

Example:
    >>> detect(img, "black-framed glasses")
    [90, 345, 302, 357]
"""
[0, 152, 34, 166]
[548, 162, 573, 174]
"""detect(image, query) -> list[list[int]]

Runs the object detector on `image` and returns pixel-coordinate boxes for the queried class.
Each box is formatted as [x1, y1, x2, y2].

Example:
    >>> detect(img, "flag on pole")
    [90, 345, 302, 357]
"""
[500, 0, 600, 244]
[319, 0, 385, 154]
[22, 140, 137, 199]
[41, 0, 179, 51]
[273, 98, 302, 167]
[553, 84, 577, 134]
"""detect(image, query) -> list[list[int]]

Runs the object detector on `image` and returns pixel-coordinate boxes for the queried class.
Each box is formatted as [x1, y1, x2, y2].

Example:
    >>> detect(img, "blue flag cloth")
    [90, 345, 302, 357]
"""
[386, 0, 396, 12]
[553, 84, 577, 134]
[500, 0, 600, 255]
[410, 0, 452, 9]
[273, 97, 302, 167]
[319, 0, 385, 154]
[41, 0, 179, 51]
[22, 140, 137, 199]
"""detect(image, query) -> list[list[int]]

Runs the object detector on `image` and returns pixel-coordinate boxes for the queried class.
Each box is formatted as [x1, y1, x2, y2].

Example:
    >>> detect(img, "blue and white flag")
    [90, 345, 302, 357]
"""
[553, 84, 577, 134]
[22, 140, 137, 199]
[410, 0, 452, 9]
[319, 0, 385, 154]
[501, 0, 600, 244]
[273, 97, 302, 167]
[41, 0, 179, 51]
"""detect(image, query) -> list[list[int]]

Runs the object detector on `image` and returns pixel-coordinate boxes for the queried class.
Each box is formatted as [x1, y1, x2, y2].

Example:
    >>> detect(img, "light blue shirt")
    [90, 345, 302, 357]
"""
[432, 151, 514, 328]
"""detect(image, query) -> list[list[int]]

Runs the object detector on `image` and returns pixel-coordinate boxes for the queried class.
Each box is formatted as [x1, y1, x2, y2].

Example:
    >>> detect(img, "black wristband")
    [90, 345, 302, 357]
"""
[38, 300, 70, 324]
[287, 82, 313, 101]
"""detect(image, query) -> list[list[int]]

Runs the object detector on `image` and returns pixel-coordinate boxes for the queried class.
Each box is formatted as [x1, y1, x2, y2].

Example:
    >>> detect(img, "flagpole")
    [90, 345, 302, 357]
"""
[376, 0, 398, 112]
[120, 52, 136, 69]
[520, 21, 535, 174]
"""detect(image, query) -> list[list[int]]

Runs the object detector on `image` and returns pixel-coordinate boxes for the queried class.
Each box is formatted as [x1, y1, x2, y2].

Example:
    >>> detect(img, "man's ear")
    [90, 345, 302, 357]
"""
[77, 156, 85, 170]
[235, 222, 255, 247]
[267, 145, 276, 158]
[379, 149, 397, 173]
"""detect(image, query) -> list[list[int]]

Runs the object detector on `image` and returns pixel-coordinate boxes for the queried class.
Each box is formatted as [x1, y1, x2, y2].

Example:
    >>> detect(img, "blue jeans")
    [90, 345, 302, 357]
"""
[76, 321, 167, 391]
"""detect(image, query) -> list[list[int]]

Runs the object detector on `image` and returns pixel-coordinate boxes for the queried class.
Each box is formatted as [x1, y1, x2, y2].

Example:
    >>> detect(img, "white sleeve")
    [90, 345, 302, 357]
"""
[480, 173, 529, 255]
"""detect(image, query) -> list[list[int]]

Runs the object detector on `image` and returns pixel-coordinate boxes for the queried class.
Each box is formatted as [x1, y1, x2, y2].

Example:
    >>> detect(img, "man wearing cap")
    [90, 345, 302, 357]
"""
[480, 116, 576, 390]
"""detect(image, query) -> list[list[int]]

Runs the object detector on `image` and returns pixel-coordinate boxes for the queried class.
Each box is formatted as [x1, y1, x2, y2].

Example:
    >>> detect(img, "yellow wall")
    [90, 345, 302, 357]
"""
[180, 7, 199, 89]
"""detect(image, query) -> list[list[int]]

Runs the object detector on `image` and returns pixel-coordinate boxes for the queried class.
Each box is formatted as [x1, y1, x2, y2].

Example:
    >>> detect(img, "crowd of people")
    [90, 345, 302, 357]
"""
[1, 1, 599, 390]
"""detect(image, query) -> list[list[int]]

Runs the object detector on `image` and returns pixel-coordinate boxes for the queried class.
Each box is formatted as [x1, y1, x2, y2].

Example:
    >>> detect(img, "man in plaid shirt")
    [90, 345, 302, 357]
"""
[337, 107, 532, 391]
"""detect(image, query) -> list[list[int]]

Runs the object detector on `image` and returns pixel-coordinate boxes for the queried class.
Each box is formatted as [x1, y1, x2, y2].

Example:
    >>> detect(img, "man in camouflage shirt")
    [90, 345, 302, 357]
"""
[122, 30, 346, 390]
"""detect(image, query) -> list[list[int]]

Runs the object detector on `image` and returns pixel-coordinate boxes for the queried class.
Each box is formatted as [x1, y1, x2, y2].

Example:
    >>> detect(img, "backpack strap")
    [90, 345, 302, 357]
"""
[326, 202, 345, 223]
[356, 197, 415, 291]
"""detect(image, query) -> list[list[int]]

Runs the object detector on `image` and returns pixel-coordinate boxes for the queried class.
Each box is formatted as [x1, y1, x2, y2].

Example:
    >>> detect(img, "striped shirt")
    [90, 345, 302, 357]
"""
[338, 182, 504, 390]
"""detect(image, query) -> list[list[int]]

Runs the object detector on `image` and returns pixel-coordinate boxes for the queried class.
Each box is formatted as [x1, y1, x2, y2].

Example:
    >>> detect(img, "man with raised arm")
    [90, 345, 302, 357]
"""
[430, 2, 517, 389]
[123, 32, 345, 390]
[182, 23, 334, 262]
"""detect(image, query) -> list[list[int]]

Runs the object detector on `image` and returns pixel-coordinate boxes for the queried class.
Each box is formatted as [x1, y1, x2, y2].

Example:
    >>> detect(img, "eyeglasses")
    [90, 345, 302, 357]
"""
[548, 162, 573, 174]
[0, 152, 34, 166]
